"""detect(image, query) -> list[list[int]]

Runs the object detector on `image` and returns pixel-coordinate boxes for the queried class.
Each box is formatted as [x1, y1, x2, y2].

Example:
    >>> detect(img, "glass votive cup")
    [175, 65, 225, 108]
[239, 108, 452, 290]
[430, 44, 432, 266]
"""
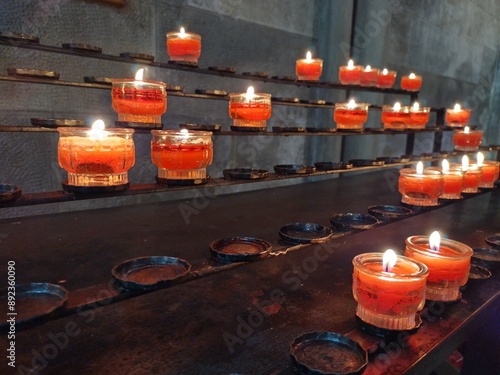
[376, 70, 397, 88]
[478, 161, 500, 188]
[405, 236, 473, 302]
[445, 108, 471, 128]
[333, 102, 369, 130]
[111, 79, 167, 124]
[360, 67, 379, 87]
[452, 129, 483, 151]
[339, 65, 363, 85]
[381, 105, 410, 130]
[151, 130, 213, 180]
[296, 58, 323, 81]
[352, 253, 428, 330]
[58, 127, 135, 187]
[462, 165, 482, 193]
[398, 168, 443, 206]
[408, 106, 431, 129]
[229, 92, 272, 129]
[166, 30, 202, 63]
[400, 74, 422, 91]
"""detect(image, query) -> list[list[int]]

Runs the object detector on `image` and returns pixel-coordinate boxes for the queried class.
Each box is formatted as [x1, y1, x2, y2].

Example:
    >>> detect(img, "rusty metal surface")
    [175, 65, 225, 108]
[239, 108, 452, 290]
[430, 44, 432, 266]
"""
[0, 171, 499, 374]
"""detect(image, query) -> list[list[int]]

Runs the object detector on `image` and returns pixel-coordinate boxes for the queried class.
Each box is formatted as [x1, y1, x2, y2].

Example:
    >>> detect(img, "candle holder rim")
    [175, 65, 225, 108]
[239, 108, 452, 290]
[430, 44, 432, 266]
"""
[382, 104, 411, 111]
[295, 57, 323, 63]
[229, 92, 272, 98]
[166, 30, 201, 39]
[446, 107, 472, 113]
[57, 127, 135, 135]
[399, 168, 442, 177]
[151, 129, 213, 137]
[405, 235, 473, 258]
[402, 74, 422, 78]
[111, 78, 167, 87]
[453, 128, 483, 133]
[339, 64, 364, 69]
[352, 252, 429, 278]
[334, 102, 370, 108]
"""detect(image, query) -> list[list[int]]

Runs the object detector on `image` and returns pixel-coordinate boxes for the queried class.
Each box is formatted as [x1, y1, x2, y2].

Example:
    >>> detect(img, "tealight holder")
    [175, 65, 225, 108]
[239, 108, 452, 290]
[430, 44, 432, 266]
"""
[398, 168, 443, 206]
[295, 57, 323, 81]
[333, 102, 369, 130]
[58, 127, 135, 187]
[360, 67, 379, 87]
[405, 236, 473, 301]
[111, 79, 167, 124]
[352, 253, 428, 330]
[166, 30, 202, 63]
[441, 168, 464, 199]
[376, 70, 397, 88]
[400, 74, 422, 92]
[339, 64, 363, 85]
[452, 129, 483, 151]
[445, 108, 471, 128]
[408, 106, 430, 129]
[229, 92, 272, 130]
[381, 105, 410, 130]
[463, 165, 482, 193]
[151, 130, 213, 182]
[478, 161, 500, 188]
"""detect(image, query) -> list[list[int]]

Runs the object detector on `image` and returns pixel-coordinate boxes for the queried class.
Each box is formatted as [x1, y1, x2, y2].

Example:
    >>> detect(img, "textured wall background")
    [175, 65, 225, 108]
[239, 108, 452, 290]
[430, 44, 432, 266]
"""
[0, 0, 498, 218]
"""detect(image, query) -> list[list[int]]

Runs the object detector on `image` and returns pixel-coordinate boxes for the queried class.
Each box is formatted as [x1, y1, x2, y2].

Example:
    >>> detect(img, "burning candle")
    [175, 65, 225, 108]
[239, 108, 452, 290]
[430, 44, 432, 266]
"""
[58, 120, 135, 187]
[400, 73, 422, 92]
[408, 102, 431, 129]
[376, 68, 397, 88]
[333, 99, 369, 130]
[111, 68, 167, 125]
[381, 102, 410, 130]
[438, 159, 464, 199]
[296, 51, 323, 81]
[445, 103, 471, 127]
[477, 152, 500, 188]
[452, 126, 483, 151]
[228, 86, 272, 130]
[359, 65, 379, 87]
[461, 155, 481, 193]
[151, 129, 213, 182]
[398, 161, 444, 206]
[338, 59, 363, 85]
[166, 27, 202, 63]
[352, 249, 428, 330]
[405, 231, 473, 301]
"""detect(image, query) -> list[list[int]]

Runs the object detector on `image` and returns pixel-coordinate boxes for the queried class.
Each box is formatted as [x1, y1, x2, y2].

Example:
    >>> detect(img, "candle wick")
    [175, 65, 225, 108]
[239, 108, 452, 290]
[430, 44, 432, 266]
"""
[384, 264, 388, 272]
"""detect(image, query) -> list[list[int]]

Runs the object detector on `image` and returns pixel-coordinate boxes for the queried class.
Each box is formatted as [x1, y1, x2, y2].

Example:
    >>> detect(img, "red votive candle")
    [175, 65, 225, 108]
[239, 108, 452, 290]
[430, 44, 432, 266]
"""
[339, 59, 363, 85]
[333, 100, 369, 130]
[405, 232, 472, 301]
[352, 250, 428, 330]
[377, 68, 397, 88]
[452, 126, 482, 151]
[445, 104, 471, 127]
[477, 152, 500, 188]
[398, 162, 443, 206]
[381, 102, 410, 130]
[229, 86, 272, 130]
[166, 27, 201, 63]
[460, 155, 481, 193]
[400, 73, 422, 91]
[296, 51, 323, 81]
[430, 160, 463, 199]
[408, 102, 430, 129]
[360, 65, 379, 87]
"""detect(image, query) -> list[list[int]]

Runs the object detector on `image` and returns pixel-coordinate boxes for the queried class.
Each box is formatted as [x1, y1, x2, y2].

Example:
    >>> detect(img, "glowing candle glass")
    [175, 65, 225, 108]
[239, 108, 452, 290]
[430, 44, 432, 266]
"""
[339, 59, 363, 85]
[445, 104, 471, 128]
[461, 156, 481, 193]
[405, 232, 473, 302]
[439, 159, 464, 199]
[166, 27, 202, 63]
[334, 100, 369, 130]
[400, 73, 422, 92]
[296, 51, 323, 81]
[408, 102, 430, 129]
[477, 152, 500, 188]
[229, 86, 272, 129]
[352, 250, 428, 330]
[360, 65, 379, 87]
[452, 126, 482, 151]
[151, 129, 213, 181]
[398, 162, 443, 206]
[58, 120, 135, 187]
[381, 102, 410, 130]
[377, 68, 397, 88]
[112, 69, 167, 124]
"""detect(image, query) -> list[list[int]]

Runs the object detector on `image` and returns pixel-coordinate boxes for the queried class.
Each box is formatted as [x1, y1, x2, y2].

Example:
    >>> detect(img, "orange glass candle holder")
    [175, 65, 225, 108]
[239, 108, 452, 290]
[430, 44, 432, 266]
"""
[151, 129, 213, 181]
[229, 88, 272, 129]
[400, 73, 422, 92]
[408, 104, 430, 129]
[166, 28, 201, 63]
[58, 124, 135, 187]
[452, 128, 482, 151]
[381, 104, 410, 130]
[445, 105, 471, 127]
[398, 167, 443, 206]
[339, 61, 363, 85]
[462, 166, 481, 193]
[360, 66, 379, 87]
[405, 236, 473, 301]
[352, 253, 428, 330]
[478, 161, 500, 188]
[377, 69, 397, 88]
[441, 169, 464, 199]
[111, 78, 166, 124]
[334, 101, 369, 130]
[296, 52, 323, 81]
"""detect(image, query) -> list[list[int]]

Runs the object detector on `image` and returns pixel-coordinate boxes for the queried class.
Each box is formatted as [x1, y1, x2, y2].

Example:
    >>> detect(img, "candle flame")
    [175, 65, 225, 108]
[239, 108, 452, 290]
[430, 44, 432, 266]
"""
[416, 161, 424, 175]
[464, 125, 470, 134]
[180, 128, 189, 138]
[453, 103, 461, 112]
[382, 68, 388, 75]
[477, 152, 484, 166]
[347, 59, 354, 68]
[429, 231, 441, 252]
[135, 68, 144, 81]
[347, 99, 356, 109]
[382, 249, 397, 272]
[442, 159, 450, 173]
[409, 73, 416, 79]
[365, 65, 372, 72]
[245, 86, 255, 101]
[393, 102, 401, 111]
[412, 102, 420, 111]
[306, 51, 312, 61]
[179, 27, 186, 38]
[89, 119, 106, 140]
[462, 155, 469, 171]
